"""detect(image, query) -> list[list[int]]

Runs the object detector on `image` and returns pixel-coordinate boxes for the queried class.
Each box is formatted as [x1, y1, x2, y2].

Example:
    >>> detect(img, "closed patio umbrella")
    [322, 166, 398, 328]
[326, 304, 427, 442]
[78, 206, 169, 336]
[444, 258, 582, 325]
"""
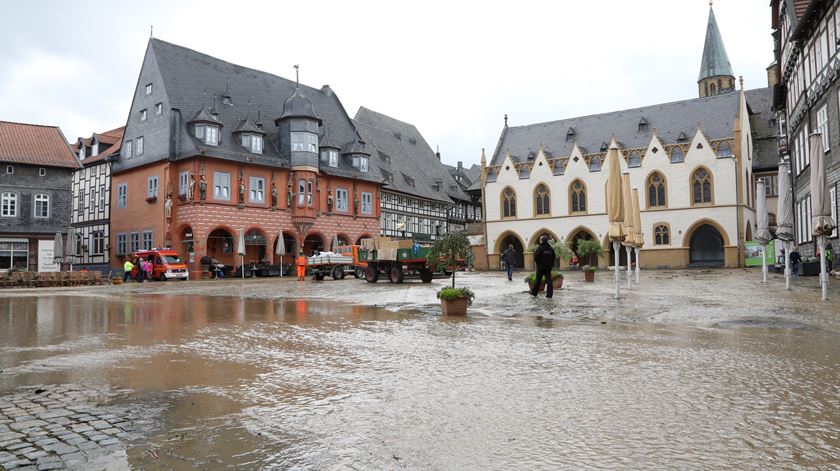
[237, 229, 246, 279]
[632, 189, 644, 284]
[605, 143, 625, 299]
[621, 173, 635, 288]
[776, 161, 794, 290]
[275, 234, 286, 277]
[65, 230, 77, 272]
[755, 181, 772, 283]
[330, 235, 340, 253]
[52, 232, 64, 268]
[810, 133, 836, 300]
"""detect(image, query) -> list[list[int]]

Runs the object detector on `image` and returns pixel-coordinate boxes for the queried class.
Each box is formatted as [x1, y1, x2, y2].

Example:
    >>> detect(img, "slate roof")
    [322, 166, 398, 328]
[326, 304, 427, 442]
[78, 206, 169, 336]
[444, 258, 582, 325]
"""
[698, 6, 734, 81]
[0, 121, 80, 169]
[745, 87, 780, 171]
[491, 92, 741, 166]
[79, 126, 124, 166]
[144, 39, 380, 183]
[443, 162, 481, 193]
[354, 107, 468, 204]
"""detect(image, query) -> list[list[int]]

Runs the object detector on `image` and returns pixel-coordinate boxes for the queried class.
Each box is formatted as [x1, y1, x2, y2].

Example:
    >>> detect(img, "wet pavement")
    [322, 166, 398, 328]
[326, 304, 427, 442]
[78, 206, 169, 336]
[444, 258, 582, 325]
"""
[1, 269, 839, 469]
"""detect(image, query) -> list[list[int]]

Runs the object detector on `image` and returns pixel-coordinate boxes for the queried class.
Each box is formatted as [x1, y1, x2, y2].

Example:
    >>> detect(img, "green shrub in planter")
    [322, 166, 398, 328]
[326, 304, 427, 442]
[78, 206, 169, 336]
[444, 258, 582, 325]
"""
[437, 287, 475, 305]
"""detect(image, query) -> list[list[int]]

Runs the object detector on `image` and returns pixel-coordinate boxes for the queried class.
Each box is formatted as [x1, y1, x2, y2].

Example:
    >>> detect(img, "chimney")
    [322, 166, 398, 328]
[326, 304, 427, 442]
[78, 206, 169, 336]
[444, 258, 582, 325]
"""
[321, 84, 333, 96]
[457, 161, 463, 171]
[436, 144, 441, 160]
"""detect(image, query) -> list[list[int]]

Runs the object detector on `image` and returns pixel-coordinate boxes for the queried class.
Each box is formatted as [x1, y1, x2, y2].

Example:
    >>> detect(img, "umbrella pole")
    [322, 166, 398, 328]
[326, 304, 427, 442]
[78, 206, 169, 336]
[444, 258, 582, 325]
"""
[241, 255, 245, 279]
[820, 235, 828, 301]
[784, 240, 791, 291]
[634, 247, 640, 284]
[613, 241, 621, 299]
[761, 244, 767, 283]
[626, 246, 632, 289]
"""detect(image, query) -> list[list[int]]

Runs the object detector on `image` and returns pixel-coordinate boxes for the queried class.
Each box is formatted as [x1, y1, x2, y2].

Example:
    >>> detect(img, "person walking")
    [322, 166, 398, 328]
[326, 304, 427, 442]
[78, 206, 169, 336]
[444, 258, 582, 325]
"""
[296, 250, 307, 281]
[530, 235, 556, 298]
[136, 258, 146, 283]
[501, 244, 517, 281]
[789, 247, 801, 277]
[123, 259, 135, 283]
[826, 242, 834, 272]
[143, 258, 153, 281]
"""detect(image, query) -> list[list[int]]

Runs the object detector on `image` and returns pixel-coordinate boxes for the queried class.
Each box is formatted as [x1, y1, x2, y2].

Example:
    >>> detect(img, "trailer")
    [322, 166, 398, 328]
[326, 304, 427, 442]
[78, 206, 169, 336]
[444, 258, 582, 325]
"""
[357, 237, 442, 284]
[307, 245, 367, 281]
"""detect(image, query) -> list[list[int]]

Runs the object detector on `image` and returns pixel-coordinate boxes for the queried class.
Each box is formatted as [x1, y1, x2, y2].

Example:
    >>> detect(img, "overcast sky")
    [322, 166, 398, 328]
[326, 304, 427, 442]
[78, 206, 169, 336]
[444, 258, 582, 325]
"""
[1, 0, 773, 168]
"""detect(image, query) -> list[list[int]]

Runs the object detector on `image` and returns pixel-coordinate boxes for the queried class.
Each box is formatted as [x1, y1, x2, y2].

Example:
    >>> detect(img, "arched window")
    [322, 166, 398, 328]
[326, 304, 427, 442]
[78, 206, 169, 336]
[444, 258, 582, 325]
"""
[716, 141, 732, 158]
[502, 187, 516, 218]
[654, 224, 670, 245]
[710, 83, 717, 95]
[691, 168, 713, 204]
[589, 157, 602, 172]
[647, 172, 667, 208]
[570, 180, 587, 213]
[534, 184, 550, 216]
[670, 146, 685, 163]
[628, 151, 641, 168]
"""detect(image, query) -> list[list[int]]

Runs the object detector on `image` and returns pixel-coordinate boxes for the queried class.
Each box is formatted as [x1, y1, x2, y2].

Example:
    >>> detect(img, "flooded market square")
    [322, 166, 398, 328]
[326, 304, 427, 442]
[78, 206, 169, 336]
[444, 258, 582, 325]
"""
[1, 269, 839, 469]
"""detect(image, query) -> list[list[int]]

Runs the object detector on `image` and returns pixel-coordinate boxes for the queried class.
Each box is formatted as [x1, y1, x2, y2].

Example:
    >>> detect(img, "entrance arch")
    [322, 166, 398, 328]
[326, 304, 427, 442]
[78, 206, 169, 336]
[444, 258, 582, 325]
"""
[178, 225, 194, 258]
[207, 227, 235, 266]
[495, 231, 525, 268]
[529, 229, 561, 268]
[273, 231, 297, 265]
[688, 224, 725, 267]
[244, 228, 267, 263]
[568, 226, 598, 267]
[303, 233, 325, 256]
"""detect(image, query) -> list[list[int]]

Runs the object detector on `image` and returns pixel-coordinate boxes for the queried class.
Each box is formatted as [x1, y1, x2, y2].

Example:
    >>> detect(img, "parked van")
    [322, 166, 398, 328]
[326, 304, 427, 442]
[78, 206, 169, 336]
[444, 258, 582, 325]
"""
[129, 248, 189, 281]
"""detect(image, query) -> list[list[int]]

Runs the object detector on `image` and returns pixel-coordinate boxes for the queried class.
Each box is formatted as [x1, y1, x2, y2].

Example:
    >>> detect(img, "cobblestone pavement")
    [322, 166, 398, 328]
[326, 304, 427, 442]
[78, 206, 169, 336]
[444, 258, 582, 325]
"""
[0, 385, 149, 470]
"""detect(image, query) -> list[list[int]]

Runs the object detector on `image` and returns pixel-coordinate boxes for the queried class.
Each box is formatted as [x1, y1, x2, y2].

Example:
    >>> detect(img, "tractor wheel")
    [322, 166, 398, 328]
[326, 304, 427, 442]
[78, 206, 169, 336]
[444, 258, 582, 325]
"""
[355, 267, 364, 279]
[365, 266, 379, 283]
[419, 268, 433, 283]
[332, 265, 343, 280]
[389, 264, 404, 284]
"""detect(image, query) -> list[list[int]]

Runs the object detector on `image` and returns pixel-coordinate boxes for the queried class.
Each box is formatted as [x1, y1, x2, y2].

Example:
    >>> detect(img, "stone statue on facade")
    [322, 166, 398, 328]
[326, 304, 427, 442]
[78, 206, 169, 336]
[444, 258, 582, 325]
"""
[238, 179, 246, 207]
[164, 194, 173, 219]
[199, 175, 207, 201]
[353, 195, 359, 216]
[287, 185, 294, 208]
[188, 175, 196, 201]
[271, 184, 278, 209]
[327, 193, 333, 213]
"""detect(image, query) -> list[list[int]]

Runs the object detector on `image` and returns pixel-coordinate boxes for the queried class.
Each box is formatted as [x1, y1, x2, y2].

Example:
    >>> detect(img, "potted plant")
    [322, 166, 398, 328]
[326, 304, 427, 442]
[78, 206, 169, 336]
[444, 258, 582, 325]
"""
[801, 256, 820, 276]
[524, 271, 564, 291]
[427, 232, 475, 315]
[576, 239, 603, 282]
[436, 287, 475, 315]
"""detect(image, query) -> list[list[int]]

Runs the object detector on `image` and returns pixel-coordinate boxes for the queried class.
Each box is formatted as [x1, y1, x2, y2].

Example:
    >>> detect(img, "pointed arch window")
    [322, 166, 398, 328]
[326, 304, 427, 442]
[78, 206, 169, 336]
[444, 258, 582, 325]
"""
[670, 146, 685, 163]
[534, 184, 550, 216]
[691, 168, 713, 205]
[654, 224, 670, 245]
[569, 180, 587, 213]
[647, 172, 667, 208]
[716, 141, 733, 158]
[502, 187, 517, 218]
[628, 151, 641, 168]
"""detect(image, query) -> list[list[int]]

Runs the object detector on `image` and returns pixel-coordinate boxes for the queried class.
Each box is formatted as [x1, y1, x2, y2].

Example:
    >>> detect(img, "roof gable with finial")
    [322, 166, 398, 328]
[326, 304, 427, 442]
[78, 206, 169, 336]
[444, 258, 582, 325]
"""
[698, 2, 734, 81]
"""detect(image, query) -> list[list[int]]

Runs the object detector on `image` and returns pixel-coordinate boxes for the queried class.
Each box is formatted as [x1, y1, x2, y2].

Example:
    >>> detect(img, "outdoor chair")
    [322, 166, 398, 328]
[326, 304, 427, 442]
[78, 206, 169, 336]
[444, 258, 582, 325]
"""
[10, 272, 23, 288]
[22, 272, 33, 288]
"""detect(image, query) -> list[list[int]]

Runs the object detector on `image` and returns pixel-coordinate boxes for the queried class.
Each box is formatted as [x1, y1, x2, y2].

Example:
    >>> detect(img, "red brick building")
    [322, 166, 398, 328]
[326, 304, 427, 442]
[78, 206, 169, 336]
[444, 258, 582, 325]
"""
[110, 39, 382, 277]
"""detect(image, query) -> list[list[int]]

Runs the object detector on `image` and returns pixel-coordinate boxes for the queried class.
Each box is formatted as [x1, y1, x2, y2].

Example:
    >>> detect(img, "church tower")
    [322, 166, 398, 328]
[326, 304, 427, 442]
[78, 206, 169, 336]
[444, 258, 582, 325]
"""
[698, 1, 735, 97]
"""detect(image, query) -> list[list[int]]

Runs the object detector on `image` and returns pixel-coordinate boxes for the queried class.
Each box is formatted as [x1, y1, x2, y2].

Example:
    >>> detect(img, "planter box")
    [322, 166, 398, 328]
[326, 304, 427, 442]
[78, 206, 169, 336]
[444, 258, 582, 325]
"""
[528, 277, 564, 292]
[440, 297, 468, 316]
[801, 262, 820, 276]
[584, 270, 595, 282]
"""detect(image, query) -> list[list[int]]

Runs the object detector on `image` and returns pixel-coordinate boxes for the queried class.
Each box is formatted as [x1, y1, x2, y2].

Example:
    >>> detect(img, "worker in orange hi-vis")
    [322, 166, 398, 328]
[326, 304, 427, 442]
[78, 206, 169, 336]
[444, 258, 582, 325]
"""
[296, 250, 307, 281]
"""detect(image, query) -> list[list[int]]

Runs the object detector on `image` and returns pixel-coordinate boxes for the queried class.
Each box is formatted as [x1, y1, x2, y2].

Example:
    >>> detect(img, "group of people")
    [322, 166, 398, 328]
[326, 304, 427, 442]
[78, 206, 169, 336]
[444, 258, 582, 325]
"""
[122, 257, 153, 282]
[502, 236, 557, 298]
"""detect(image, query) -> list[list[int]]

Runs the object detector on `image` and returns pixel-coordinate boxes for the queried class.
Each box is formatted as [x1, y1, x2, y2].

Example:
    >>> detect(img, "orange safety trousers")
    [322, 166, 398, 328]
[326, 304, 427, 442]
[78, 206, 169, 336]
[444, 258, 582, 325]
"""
[296, 256, 307, 279]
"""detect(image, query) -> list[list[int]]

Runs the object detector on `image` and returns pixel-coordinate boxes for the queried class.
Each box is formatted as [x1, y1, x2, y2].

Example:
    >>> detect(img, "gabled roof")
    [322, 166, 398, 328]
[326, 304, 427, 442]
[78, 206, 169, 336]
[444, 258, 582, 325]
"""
[80, 126, 125, 166]
[140, 39, 380, 183]
[354, 107, 468, 204]
[0, 121, 80, 169]
[491, 92, 740, 166]
[698, 5, 734, 81]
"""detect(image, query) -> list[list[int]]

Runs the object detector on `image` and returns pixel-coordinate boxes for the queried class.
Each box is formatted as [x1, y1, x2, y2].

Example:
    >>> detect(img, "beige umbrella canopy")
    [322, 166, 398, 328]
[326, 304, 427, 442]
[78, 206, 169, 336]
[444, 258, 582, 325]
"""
[810, 135, 836, 236]
[776, 162, 794, 241]
[606, 145, 625, 242]
[632, 189, 644, 248]
[622, 174, 635, 246]
[52, 232, 64, 266]
[331, 235, 340, 252]
[755, 182, 772, 244]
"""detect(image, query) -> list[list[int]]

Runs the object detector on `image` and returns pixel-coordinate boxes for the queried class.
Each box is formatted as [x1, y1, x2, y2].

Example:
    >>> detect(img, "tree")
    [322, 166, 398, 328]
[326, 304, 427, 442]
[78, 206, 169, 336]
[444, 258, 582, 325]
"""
[427, 231, 473, 288]
[576, 239, 603, 266]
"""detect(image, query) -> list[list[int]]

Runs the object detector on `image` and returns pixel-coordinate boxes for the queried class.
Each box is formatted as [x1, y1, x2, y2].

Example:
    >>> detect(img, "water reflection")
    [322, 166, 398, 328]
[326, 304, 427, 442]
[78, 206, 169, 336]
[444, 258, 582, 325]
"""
[0, 294, 839, 469]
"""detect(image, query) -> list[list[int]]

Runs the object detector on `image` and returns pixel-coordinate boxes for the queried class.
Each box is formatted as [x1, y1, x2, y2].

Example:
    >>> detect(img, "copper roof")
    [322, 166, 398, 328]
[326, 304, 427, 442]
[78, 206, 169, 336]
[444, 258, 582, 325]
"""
[0, 121, 80, 169]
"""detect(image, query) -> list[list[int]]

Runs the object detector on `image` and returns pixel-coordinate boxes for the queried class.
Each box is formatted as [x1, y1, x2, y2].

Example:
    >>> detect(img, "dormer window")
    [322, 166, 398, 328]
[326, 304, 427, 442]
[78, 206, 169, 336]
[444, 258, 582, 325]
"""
[600, 142, 609, 152]
[320, 149, 338, 167]
[566, 128, 575, 142]
[638, 117, 648, 132]
[408, 138, 417, 145]
[352, 155, 369, 172]
[291, 132, 318, 152]
[196, 124, 219, 146]
[240, 134, 263, 154]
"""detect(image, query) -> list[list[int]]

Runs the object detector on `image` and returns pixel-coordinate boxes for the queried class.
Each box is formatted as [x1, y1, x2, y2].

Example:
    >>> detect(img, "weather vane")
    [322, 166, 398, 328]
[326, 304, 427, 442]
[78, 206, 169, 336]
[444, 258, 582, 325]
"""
[294, 64, 299, 86]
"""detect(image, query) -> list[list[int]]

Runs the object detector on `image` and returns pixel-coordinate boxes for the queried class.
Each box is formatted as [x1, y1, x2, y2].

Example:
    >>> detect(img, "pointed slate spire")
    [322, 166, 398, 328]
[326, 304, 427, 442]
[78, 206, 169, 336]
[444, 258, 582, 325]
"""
[698, 3, 734, 81]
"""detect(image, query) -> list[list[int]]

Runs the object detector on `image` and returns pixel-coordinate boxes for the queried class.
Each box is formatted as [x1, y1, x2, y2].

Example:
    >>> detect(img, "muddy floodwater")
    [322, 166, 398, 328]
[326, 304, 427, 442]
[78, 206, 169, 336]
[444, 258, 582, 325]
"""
[1, 270, 840, 469]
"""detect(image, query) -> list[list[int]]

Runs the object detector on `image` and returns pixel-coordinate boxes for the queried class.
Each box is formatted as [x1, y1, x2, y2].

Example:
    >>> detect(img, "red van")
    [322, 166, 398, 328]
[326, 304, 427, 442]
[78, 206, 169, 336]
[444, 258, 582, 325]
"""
[130, 248, 189, 281]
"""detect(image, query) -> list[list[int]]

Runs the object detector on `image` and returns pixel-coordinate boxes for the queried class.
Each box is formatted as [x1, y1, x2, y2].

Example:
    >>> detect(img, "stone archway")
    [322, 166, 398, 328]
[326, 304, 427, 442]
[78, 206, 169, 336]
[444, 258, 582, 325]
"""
[529, 229, 561, 268]
[244, 228, 267, 264]
[207, 228, 235, 266]
[496, 232, 525, 269]
[303, 233, 325, 256]
[568, 227, 598, 267]
[689, 224, 725, 267]
[273, 231, 297, 265]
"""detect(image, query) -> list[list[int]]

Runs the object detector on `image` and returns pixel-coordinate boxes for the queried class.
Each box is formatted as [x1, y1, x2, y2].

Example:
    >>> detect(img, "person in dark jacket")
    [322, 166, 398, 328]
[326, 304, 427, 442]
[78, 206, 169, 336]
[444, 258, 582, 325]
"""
[789, 247, 801, 277]
[501, 244, 517, 280]
[530, 235, 556, 298]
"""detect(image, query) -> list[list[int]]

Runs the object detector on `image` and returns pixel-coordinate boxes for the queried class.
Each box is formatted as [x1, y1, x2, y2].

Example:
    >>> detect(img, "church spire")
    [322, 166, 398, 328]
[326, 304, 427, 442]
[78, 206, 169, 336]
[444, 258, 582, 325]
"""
[697, 2, 735, 97]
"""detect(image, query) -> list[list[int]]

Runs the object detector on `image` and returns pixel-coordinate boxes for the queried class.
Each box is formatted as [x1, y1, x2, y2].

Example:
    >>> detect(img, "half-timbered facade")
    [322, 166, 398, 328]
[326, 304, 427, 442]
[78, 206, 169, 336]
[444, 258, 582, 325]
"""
[70, 127, 122, 272]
